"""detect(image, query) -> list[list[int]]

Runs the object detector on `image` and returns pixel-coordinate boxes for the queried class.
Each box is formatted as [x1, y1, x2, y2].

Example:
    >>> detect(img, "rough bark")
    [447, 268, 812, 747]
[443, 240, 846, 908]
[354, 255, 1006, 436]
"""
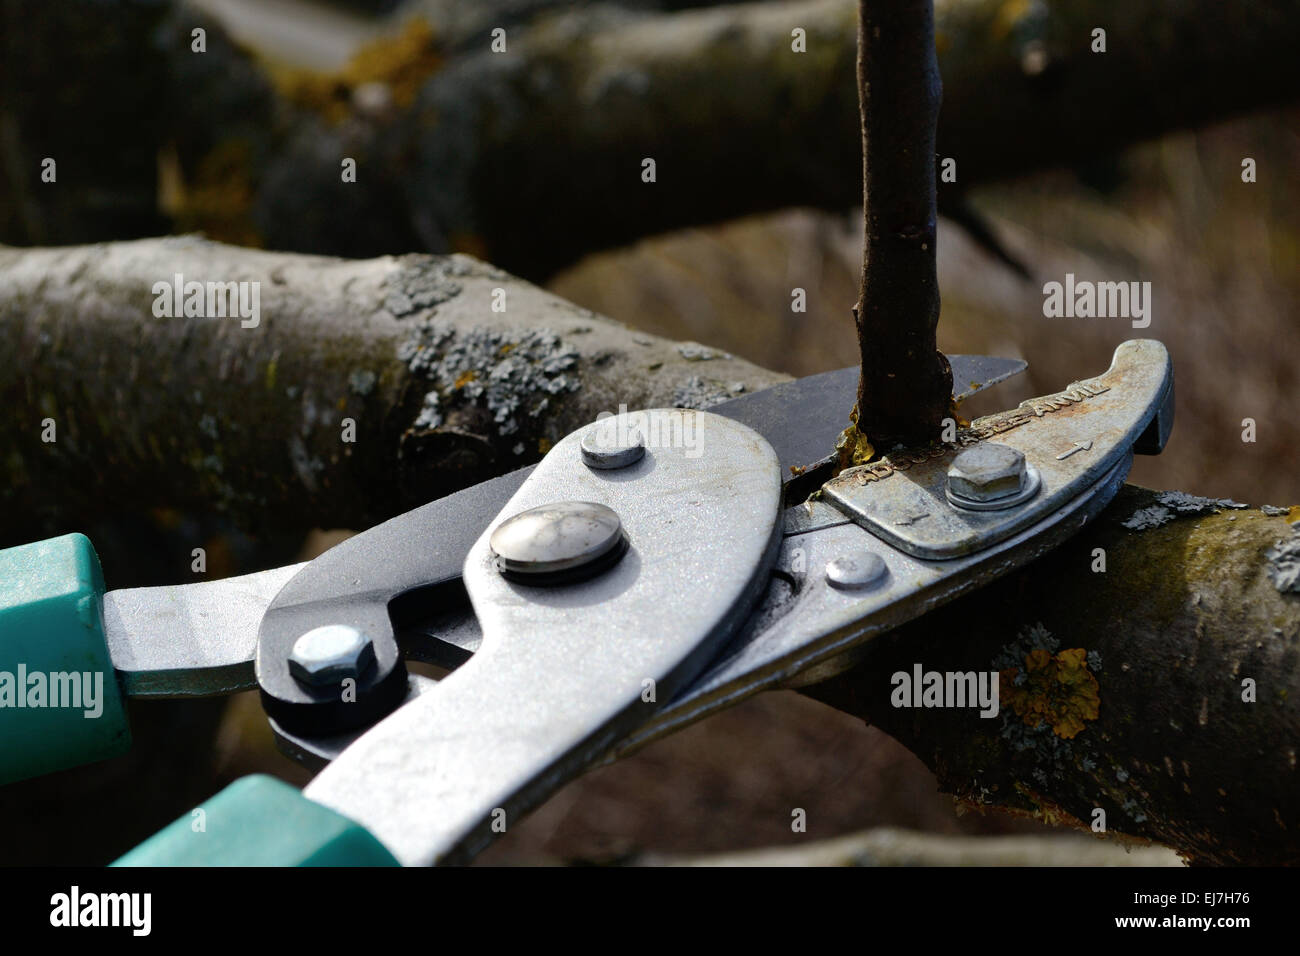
[848, 0, 951, 457]
[4, 0, 1300, 277]
[803, 486, 1300, 866]
[0, 238, 784, 544]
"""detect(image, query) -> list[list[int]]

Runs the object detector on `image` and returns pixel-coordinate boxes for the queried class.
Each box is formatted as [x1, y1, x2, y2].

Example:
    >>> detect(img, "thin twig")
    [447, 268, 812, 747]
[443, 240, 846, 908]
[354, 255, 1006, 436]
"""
[840, 0, 952, 466]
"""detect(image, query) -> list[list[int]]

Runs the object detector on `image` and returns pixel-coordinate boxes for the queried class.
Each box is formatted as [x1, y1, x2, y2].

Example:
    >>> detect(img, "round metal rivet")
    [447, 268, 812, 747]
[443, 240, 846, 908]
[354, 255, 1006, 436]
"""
[825, 552, 888, 590]
[490, 500, 627, 580]
[580, 422, 646, 470]
[288, 624, 376, 688]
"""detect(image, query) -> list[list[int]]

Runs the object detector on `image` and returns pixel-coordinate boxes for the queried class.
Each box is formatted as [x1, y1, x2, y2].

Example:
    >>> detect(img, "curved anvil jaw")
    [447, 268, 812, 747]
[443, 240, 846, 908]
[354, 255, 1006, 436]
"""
[620, 341, 1174, 753]
[820, 340, 1174, 560]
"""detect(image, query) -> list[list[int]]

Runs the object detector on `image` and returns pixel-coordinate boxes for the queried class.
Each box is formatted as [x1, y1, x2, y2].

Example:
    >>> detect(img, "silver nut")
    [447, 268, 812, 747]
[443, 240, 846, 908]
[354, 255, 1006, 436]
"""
[580, 421, 646, 470]
[825, 552, 888, 590]
[490, 500, 626, 578]
[947, 443, 1026, 502]
[289, 625, 375, 688]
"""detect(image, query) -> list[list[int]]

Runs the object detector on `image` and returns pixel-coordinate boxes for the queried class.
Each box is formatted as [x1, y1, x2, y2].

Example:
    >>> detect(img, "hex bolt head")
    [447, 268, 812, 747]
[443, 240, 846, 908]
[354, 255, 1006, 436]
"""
[580, 421, 646, 470]
[490, 500, 628, 582]
[825, 552, 888, 590]
[947, 443, 1027, 503]
[289, 625, 376, 688]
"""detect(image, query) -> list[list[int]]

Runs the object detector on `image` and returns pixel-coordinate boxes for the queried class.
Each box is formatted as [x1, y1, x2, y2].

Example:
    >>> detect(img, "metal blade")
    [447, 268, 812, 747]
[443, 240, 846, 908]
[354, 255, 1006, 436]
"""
[104, 355, 1024, 697]
[948, 354, 1027, 402]
[708, 355, 1026, 476]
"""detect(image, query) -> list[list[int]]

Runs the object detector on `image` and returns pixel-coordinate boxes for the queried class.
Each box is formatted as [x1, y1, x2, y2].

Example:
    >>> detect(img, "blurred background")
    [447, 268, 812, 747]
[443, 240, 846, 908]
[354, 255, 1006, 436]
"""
[1, 0, 1295, 864]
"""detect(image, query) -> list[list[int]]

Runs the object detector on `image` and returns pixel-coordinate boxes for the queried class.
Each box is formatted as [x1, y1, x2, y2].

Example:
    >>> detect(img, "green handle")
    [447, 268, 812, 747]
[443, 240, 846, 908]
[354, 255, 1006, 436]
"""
[0, 533, 130, 784]
[114, 775, 399, 866]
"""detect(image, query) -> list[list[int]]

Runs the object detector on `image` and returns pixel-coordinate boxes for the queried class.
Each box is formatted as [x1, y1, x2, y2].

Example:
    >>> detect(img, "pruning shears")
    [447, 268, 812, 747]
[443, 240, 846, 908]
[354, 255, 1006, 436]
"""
[0, 340, 1173, 866]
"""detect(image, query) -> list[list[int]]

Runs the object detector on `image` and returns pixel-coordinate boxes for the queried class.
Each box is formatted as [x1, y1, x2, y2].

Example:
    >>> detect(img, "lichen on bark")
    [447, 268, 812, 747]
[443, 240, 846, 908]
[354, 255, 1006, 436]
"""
[802, 485, 1300, 864]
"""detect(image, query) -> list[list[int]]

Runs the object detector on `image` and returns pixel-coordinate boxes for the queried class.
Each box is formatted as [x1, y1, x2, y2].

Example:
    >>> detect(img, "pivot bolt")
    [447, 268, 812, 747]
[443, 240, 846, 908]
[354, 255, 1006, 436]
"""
[289, 625, 375, 688]
[490, 500, 628, 583]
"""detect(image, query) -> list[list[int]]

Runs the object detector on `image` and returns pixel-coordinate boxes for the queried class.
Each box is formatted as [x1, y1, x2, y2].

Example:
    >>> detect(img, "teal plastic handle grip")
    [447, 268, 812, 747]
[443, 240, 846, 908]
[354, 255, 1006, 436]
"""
[0, 533, 130, 784]
[114, 775, 399, 866]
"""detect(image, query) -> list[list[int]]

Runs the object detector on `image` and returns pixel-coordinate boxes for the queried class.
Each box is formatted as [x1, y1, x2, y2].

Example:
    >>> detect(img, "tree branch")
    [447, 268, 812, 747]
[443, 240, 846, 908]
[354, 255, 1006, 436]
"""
[802, 487, 1300, 865]
[0, 238, 784, 543]
[646, 826, 1182, 866]
[847, 0, 951, 458]
[5, 0, 1300, 276]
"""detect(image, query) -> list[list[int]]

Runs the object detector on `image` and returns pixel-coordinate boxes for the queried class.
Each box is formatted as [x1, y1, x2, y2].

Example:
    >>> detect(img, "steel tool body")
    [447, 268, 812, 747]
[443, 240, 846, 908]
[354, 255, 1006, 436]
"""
[0, 343, 1174, 865]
